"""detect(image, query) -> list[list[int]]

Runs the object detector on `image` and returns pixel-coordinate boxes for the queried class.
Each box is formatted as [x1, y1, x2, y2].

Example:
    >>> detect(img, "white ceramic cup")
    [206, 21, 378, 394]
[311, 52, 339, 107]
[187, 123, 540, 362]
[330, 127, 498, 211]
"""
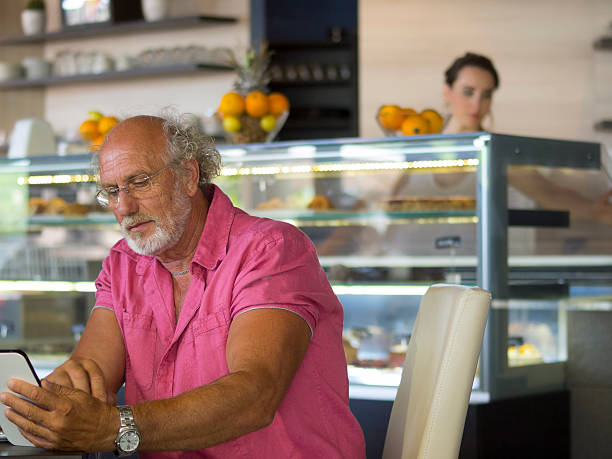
[115, 55, 135, 71]
[0, 62, 23, 81]
[22, 57, 51, 80]
[21, 9, 46, 36]
[141, 0, 169, 22]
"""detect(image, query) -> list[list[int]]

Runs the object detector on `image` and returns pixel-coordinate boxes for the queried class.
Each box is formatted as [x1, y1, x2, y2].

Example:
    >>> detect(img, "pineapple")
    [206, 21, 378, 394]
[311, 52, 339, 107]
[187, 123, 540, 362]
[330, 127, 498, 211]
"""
[229, 43, 272, 95]
[218, 43, 288, 144]
[225, 44, 274, 143]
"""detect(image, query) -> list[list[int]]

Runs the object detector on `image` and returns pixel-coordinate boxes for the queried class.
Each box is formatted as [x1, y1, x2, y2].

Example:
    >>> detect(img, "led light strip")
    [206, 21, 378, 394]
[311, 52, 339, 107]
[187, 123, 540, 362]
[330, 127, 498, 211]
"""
[220, 159, 479, 177]
[17, 174, 96, 186]
[0, 281, 427, 296]
[0, 281, 96, 293]
[332, 285, 429, 296]
[16, 159, 479, 182]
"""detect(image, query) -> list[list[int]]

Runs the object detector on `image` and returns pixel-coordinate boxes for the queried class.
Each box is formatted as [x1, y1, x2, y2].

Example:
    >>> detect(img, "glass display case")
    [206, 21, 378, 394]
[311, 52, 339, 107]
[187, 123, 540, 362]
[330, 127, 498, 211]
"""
[0, 133, 610, 400]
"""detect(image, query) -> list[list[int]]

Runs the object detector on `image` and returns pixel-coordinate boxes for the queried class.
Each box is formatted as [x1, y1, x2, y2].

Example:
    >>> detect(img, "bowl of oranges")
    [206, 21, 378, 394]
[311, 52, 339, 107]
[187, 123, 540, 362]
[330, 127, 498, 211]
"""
[79, 111, 120, 151]
[376, 105, 444, 137]
[217, 90, 289, 144]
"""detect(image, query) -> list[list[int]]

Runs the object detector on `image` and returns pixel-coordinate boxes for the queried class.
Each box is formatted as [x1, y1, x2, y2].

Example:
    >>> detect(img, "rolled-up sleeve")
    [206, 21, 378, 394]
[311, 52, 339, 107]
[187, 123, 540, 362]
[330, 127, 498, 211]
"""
[229, 224, 333, 335]
[94, 255, 115, 311]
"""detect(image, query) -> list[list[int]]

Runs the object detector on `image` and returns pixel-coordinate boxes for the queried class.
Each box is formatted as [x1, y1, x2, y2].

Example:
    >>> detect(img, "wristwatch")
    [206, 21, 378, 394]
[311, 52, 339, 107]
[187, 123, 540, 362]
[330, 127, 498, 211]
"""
[114, 405, 141, 457]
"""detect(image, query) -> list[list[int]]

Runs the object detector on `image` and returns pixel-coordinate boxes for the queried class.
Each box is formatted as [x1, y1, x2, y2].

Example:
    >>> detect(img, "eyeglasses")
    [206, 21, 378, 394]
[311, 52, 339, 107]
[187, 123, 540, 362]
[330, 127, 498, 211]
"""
[96, 163, 173, 208]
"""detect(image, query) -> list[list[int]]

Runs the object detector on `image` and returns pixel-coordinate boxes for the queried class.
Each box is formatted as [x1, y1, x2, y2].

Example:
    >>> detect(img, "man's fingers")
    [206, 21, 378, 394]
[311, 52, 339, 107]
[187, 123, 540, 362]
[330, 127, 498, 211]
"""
[18, 428, 57, 451]
[45, 359, 109, 401]
[41, 379, 75, 397]
[3, 392, 50, 427]
[64, 364, 93, 395]
[79, 361, 107, 403]
[6, 379, 58, 411]
[6, 409, 61, 450]
[44, 370, 73, 389]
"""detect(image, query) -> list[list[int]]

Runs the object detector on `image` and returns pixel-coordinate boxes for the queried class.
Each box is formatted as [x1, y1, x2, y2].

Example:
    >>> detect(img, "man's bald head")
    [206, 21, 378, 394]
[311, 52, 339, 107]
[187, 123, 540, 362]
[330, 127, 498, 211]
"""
[91, 112, 221, 186]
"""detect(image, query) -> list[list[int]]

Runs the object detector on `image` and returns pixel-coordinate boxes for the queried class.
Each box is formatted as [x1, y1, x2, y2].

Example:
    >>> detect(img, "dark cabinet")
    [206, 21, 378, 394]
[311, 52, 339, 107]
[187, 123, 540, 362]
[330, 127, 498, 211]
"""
[250, 0, 359, 139]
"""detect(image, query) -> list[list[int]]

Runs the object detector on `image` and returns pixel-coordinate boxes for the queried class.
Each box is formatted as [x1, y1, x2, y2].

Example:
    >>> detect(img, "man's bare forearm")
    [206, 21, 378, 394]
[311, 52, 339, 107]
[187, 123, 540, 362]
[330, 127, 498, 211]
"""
[131, 369, 279, 452]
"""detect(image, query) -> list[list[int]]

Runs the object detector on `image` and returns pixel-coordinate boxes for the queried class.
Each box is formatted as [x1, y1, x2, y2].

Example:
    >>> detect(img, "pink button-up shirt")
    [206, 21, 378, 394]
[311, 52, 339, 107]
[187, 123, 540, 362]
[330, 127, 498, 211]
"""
[94, 186, 365, 458]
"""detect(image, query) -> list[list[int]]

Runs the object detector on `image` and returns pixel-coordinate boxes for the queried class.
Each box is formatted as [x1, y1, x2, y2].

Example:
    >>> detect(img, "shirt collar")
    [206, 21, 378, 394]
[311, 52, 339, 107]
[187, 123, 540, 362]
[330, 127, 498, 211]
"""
[191, 184, 233, 271]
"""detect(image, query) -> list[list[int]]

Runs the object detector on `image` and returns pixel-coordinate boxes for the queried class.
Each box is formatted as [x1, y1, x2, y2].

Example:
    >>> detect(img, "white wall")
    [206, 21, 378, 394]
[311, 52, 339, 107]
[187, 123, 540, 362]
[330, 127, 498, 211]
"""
[2, 0, 611, 150]
[359, 0, 612, 150]
[40, 0, 250, 138]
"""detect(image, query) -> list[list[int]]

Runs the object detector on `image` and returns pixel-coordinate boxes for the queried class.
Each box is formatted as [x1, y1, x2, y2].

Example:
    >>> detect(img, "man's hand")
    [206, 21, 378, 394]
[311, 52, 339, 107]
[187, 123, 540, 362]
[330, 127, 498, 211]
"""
[45, 358, 117, 405]
[0, 378, 117, 452]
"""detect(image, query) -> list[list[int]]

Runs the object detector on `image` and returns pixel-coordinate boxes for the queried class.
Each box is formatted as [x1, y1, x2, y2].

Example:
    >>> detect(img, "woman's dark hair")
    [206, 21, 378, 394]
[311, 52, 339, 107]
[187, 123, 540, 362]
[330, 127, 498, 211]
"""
[444, 52, 499, 89]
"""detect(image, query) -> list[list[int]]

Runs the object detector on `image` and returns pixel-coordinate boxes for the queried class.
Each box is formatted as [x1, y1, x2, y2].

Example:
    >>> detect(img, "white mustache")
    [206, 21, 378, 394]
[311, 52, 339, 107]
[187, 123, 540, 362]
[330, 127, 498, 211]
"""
[121, 214, 158, 232]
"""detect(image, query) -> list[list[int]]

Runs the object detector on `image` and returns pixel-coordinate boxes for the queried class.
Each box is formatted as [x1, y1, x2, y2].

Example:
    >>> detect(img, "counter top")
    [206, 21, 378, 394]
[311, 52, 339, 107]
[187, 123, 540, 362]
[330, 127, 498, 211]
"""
[0, 443, 85, 457]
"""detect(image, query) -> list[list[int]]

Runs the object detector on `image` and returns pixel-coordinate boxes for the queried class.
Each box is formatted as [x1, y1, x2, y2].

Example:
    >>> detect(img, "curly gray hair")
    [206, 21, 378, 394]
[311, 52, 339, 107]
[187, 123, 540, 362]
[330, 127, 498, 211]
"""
[161, 111, 221, 185]
[91, 110, 221, 186]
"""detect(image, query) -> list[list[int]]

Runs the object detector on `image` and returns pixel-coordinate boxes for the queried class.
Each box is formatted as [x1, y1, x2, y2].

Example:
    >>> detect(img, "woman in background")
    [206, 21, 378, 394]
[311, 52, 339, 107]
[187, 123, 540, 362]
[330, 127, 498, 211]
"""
[441, 52, 499, 134]
[392, 51, 612, 248]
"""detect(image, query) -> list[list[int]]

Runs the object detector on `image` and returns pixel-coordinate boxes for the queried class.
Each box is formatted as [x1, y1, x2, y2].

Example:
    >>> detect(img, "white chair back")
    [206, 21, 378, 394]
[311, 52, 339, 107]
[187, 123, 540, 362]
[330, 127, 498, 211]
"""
[382, 284, 491, 459]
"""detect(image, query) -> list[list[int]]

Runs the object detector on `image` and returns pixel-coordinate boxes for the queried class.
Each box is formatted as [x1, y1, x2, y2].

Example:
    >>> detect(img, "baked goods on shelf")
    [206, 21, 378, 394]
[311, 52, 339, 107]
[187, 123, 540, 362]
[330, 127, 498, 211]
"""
[27, 197, 92, 216]
[63, 202, 91, 216]
[381, 196, 476, 212]
[256, 197, 285, 210]
[28, 197, 47, 215]
[44, 197, 68, 215]
[342, 338, 358, 365]
[507, 343, 543, 366]
[342, 327, 410, 369]
[388, 340, 409, 368]
[308, 194, 334, 210]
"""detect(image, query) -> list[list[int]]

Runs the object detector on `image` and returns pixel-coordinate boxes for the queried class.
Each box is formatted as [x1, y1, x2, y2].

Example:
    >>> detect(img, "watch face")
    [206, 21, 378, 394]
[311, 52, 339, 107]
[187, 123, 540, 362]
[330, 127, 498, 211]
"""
[119, 430, 140, 452]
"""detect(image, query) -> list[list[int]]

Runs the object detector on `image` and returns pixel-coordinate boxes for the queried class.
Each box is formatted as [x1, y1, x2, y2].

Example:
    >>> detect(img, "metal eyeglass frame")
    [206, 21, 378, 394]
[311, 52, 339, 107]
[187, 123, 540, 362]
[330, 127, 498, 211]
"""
[95, 163, 173, 208]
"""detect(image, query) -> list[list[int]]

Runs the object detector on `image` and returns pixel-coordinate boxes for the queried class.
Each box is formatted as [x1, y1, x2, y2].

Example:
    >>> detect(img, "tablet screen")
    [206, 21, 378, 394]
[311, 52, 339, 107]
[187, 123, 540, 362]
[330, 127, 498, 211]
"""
[0, 350, 41, 447]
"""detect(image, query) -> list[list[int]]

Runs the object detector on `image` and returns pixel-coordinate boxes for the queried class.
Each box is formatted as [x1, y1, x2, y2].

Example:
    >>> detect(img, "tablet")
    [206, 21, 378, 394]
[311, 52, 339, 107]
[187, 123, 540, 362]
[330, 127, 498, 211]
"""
[0, 350, 40, 447]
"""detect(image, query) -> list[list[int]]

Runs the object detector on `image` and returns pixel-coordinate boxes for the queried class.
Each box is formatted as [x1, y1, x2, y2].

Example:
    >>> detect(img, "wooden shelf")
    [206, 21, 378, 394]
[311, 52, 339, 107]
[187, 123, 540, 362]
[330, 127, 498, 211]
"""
[0, 63, 233, 90]
[270, 79, 354, 88]
[269, 41, 354, 50]
[0, 15, 238, 45]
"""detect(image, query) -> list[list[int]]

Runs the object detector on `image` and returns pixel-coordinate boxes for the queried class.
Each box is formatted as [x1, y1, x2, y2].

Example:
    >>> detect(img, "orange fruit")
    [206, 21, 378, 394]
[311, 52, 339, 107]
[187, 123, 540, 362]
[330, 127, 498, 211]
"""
[401, 114, 431, 136]
[420, 109, 444, 133]
[245, 91, 269, 118]
[219, 91, 245, 117]
[267, 92, 290, 116]
[377, 105, 405, 131]
[90, 135, 106, 150]
[402, 108, 417, 117]
[79, 120, 100, 141]
[98, 116, 119, 135]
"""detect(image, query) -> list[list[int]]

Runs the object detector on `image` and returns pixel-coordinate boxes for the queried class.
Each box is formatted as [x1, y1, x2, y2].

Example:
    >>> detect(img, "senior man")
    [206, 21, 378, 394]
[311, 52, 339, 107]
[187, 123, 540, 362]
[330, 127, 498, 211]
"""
[0, 114, 365, 458]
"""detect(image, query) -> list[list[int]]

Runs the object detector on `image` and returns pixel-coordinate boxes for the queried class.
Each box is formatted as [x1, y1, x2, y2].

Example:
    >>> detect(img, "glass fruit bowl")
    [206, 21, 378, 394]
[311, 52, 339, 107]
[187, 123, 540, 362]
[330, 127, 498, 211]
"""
[216, 110, 289, 144]
[216, 90, 291, 144]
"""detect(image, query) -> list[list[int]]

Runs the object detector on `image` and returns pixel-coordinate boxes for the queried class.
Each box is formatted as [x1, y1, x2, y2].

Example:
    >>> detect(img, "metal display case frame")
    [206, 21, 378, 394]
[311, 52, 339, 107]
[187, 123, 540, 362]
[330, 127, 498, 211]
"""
[0, 132, 608, 402]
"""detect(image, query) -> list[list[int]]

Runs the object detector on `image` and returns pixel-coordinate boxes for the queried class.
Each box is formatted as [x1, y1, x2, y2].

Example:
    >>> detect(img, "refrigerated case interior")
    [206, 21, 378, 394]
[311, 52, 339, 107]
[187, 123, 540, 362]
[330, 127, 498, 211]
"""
[0, 132, 610, 400]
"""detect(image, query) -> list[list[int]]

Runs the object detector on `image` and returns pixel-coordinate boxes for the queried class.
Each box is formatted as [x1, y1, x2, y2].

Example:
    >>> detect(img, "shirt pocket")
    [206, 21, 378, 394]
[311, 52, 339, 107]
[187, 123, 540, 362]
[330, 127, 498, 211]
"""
[123, 312, 157, 392]
[190, 309, 231, 382]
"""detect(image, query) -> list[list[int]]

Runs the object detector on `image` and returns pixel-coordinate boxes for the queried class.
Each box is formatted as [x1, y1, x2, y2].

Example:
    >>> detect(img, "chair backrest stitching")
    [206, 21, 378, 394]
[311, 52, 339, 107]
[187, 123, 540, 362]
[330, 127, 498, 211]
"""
[421, 289, 472, 458]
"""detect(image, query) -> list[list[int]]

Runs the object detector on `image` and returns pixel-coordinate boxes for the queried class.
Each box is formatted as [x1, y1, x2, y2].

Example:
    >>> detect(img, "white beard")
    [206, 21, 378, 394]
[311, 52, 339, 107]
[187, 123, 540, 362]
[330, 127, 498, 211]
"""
[120, 182, 192, 256]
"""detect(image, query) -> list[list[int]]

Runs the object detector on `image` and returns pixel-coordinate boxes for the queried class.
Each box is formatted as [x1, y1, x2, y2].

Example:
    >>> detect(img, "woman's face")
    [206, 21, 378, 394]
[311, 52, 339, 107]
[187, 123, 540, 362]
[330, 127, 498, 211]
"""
[443, 66, 496, 132]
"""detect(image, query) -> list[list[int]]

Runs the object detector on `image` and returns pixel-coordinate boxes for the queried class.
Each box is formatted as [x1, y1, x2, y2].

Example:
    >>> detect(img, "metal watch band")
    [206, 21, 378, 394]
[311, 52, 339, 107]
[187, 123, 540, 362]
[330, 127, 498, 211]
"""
[118, 405, 136, 427]
[115, 405, 140, 457]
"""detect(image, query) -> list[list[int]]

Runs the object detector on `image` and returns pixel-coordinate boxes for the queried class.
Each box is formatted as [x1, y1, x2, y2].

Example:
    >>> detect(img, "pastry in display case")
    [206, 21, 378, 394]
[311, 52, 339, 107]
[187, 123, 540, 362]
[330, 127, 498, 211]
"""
[0, 132, 610, 403]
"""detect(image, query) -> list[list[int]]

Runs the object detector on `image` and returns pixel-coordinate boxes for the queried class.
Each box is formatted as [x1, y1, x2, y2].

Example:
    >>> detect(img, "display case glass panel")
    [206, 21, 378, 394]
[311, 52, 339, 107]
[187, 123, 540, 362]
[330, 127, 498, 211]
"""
[0, 133, 609, 401]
